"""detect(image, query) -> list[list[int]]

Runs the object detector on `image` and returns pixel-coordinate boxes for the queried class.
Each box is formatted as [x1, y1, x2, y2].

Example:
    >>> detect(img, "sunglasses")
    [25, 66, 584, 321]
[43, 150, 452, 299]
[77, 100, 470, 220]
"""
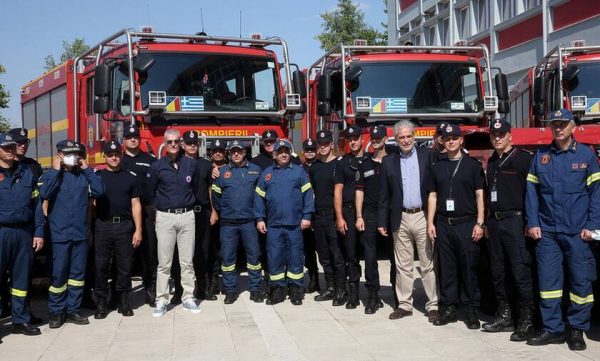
[16, 140, 31, 146]
[124, 135, 139, 140]
[165, 139, 181, 145]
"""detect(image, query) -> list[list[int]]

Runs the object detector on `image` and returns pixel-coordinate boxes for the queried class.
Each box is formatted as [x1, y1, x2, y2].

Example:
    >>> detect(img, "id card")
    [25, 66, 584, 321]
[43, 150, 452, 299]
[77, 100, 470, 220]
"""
[491, 190, 497, 202]
[446, 199, 455, 212]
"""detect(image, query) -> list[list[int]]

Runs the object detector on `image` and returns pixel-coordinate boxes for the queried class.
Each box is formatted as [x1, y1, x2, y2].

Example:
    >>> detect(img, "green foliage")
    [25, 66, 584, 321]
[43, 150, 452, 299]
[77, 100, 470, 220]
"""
[44, 38, 90, 71]
[0, 64, 10, 131]
[316, 0, 386, 51]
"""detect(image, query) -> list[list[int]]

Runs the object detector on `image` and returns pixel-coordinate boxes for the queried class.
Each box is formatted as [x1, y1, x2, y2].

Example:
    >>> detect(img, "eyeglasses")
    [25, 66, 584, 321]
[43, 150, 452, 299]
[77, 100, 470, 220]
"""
[165, 139, 181, 145]
[184, 142, 199, 147]
[0, 145, 16, 151]
[16, 140, 31, 146]
[124, 135, 139, 140]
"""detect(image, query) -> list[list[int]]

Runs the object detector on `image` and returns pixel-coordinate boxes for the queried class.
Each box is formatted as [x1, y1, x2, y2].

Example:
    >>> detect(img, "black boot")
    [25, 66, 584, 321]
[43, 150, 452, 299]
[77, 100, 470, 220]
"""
[66, 312, 89, 325]
[49, 313, 65, 329]
[314, 276, 335, 301]
[204, 276, 218, 301]
[306, 273, 321, 294]
[567, 329, 587, 351]
[266, 286, 286, 305]
[145, 287, 156, 307]
[364, 291, 379, 315]
[510, 307, 535, 342]
[482, 300, 513, 332]
[433, 305, 457, 326]
[290, 285, 304, 306]
[345, 282, 359, 309]
[465, 306, 480, 330]
[208, 274, 220, 296]
[527, 330, 566, 346]
[332, 277, 347, 307]
[118, 292, 134, 317]
[11, 323, 41, 336]
[94, 297, 108, 319]
[170, 284, 183, 305]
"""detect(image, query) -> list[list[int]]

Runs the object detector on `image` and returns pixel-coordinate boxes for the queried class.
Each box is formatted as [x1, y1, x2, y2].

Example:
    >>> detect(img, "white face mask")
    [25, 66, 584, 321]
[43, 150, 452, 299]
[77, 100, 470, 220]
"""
[63, 154, 78, 166]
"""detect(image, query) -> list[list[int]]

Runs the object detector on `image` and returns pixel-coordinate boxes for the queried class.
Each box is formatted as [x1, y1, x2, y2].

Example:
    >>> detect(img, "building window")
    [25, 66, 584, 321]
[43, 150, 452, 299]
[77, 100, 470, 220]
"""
[440, 17, 450, 45]
[438, 0, 449, 13]
[524, 0, 541, 11]
[500, 0, 518, 21]
[428, 26, 436, 45]
[414, 33, 422, 45]
[475, 0, 490, 32]
[410, 17, 422, 31]
[458, 7, 469, 40]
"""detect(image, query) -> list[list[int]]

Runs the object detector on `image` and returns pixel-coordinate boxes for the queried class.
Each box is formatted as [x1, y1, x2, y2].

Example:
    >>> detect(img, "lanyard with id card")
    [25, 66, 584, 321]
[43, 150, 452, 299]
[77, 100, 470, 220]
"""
[446, 156, 463, 212]
[490, 148, 517, 203]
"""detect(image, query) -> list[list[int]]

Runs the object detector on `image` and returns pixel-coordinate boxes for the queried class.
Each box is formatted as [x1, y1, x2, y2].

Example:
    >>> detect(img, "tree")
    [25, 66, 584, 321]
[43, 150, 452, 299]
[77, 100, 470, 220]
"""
[316, 0, 386, 51]
[44, 38, 90, 71]
[0, 64, 11, 132]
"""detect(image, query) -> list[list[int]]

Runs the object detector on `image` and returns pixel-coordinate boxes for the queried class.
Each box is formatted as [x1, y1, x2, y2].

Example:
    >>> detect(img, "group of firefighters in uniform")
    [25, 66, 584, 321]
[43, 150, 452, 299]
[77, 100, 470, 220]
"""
[0, 108, 598, 351]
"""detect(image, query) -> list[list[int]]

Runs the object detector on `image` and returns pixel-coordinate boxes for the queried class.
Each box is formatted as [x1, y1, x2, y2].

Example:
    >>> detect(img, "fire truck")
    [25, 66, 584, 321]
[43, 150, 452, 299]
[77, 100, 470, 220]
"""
[508, 40, 600, 148]
[20, 28, 304, 167]
[299, 41, 509, 156]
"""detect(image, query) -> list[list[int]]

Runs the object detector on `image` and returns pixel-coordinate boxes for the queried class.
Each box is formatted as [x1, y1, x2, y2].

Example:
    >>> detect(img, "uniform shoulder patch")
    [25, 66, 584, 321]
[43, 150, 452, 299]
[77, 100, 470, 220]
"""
[265, 173, 272, 181]
[518, 148, 533, 155]
[128, 170, 137, 177]
[540, 154, 551, 165]
[224, 171, 232, 179]
[0, 173, 4, 182]
[337, 156, 343, 161]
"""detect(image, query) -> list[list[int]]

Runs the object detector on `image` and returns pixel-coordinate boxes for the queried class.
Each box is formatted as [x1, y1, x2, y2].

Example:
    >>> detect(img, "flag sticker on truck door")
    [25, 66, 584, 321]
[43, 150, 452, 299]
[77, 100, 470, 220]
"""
[371, 98, 407, 114]
[165, 96, 205, 111]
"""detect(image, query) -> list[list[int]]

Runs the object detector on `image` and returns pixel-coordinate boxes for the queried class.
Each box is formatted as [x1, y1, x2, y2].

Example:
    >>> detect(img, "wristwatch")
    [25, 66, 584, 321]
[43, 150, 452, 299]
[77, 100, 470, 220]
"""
[476, 222, 486, 230]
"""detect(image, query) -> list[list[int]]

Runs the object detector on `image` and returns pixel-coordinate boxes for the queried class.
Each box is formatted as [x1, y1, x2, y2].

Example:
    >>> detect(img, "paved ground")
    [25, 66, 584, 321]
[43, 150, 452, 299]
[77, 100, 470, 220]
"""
[2, 261, 600, 361]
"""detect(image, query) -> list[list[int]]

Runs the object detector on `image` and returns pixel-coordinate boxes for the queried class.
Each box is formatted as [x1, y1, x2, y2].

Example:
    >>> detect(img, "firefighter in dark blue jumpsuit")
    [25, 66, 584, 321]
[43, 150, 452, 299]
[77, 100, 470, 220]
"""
[254, 139, 314, 305]
[212, 140, 263, 305]
[0, 133, 44, 339]
[525, 109, 600, 351]
[39, 140, 105, 328]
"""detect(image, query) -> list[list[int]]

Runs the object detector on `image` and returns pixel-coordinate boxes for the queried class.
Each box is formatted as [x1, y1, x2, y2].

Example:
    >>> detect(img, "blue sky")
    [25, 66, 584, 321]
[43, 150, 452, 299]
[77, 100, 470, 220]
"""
[0, 0, 387, 126]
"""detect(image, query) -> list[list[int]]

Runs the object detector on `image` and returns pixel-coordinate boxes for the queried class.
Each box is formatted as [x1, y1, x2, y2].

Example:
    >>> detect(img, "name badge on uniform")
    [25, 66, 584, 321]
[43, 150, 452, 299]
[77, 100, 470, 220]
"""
[446, 199, 455, 212]
[491, 190, 497, 202]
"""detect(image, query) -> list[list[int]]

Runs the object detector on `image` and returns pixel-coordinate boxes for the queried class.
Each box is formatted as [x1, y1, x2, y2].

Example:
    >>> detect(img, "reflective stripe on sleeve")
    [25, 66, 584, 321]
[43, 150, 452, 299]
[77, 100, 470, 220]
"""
[527, 173, 539, 184]
[255, 187, 266, 198]
[587, 172, 600, 186]
[211, 184, 222, 194]
[301, 182, 312, 193]
[31, 189, 39, 198]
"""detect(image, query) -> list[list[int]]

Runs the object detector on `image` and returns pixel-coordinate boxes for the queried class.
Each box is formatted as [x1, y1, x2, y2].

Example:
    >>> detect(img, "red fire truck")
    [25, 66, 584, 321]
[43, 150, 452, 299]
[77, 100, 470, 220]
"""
[299, 41, 509, 155]
[508, 40, 600, 148]
[20, 28, 304, 167]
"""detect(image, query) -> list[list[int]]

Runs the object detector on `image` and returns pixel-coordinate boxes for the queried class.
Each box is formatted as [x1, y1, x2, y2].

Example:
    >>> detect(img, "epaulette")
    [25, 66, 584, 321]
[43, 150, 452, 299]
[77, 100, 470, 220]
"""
[518, 148, 534, 155]
[337, 156, 343, 161]
[128, 170, 137, 177]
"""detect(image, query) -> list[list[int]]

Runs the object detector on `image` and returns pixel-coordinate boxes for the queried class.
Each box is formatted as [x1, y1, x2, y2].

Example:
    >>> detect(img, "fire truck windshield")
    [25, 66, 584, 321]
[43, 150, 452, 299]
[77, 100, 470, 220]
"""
[568, 61, 600, 98]
[139, 52, 281, 112]
[351, 61, 482, 116]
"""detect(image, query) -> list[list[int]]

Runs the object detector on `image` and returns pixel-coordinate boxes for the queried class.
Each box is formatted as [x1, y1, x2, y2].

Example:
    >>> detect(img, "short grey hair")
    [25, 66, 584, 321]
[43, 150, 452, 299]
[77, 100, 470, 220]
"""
[163, 129, 180, 141]
[393, 120, 415, 135]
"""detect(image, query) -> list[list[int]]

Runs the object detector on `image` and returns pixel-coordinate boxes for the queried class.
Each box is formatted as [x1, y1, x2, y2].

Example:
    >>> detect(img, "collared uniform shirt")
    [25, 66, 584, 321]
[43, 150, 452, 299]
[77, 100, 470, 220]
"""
[335, 153, 369, 203]
[121, 151, 156, 204]
[486, 147, 532, 213]
[0, 163, 44, 237]
[356, 157, 383, 209]
[212, 161, 262, 221]
[95, 169, 141, 220]
[148, 154, 198, 211]
[526, 139, 600, 233]
[307, 158, 337, 211]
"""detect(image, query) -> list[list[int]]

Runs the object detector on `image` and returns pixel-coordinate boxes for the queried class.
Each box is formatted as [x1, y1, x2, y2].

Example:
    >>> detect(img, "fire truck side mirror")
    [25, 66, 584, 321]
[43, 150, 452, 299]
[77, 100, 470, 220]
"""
[317, 102, 331, 116]
[317, 74, 331, 102]
[533, 76, 546, 104]
[94, 96, 110, 114]
[497, 100, 510, 114]
[494, 73, 508, 101]
[94, 65, 111, 98]
[292, 70, 307, 98]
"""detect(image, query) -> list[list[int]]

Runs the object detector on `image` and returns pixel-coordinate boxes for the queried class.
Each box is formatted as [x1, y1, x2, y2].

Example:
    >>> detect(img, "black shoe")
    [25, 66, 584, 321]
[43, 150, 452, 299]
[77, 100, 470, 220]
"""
[389, 308, 413, 320]
[250, 291, 264, 303]
[376, 298, 384, 309]
[433, 305, 457, 326]
[345, 282, 359, 309]
[224, 293, 237, 304]
[12, 323, 41, 336]
[314, 289, 334, 301]
[290, 285, 304, 306]
[66, 312, 89, 325]
[118, 293, 134, 317]
[29, 312, 43, 325]
[510, 313, 535, 342]
[208, 275, 221, 296]
[482, 301, 513, 332]
[465, 307, 480, 330]
[306, 274, 320, 294]
[364, 293, 379, 315]
[567, 329, 587, 351]
[95, 298, 108, 319]
[49, 313, 65, 329]
[266, 286, 285, 305]
[427, 310, 440, 323]
[145, 288, 156, 307]
[332, 278, 347, 307]
[527, 331, 566, 346]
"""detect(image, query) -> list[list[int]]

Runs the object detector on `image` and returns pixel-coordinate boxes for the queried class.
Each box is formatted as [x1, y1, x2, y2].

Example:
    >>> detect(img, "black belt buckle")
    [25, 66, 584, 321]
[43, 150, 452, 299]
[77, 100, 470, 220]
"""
[112, 217, 121, 224]
[494, 210, 522, 220]
[403, 207, 422, 214]
[194, 205, 202, 213]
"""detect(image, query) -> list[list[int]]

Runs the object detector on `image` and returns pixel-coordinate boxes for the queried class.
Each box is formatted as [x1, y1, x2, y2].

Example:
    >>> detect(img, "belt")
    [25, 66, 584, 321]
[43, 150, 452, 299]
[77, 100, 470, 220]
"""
[492, 210, 522, 220]
[159, 207, 193, 214]
[98, 216, 132, 224]
[403, 207, 423, 214]
[194, 205, 202, 213]
[437, 214, 476, 226]
[0, 222, 29, 228]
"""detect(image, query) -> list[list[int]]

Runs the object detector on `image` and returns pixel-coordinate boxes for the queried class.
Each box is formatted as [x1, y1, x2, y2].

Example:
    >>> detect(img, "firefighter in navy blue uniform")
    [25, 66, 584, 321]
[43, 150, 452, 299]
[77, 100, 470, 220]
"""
[8, 128, 42, 181]
[39, 139, 105, 328]
[120, 124, 158, 306]
[251, 129, 301, 170]
[525, 109, 600, 351]
[301, 138, 320, 294]
[482, 119, 535, 341]
[93, 141, 142, 319]
[212, 140, 263, 304]
[355, 125, 388, 314]
[309, 130, 346, 305]
[427, 124, 486, 329]
[255, 139, 315, 305]
[334, 125, 366, 309]
[0, 133, 44, 338]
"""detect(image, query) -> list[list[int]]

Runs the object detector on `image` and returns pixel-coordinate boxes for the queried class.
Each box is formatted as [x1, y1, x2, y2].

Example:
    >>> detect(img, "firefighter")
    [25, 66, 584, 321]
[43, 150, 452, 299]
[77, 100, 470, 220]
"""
[525, 109, 600, 351]
[482, 119, 535, 341]
[39, 140, 105, 328]
[0, 132, 44, 337]
[252, 129, 301, 170]
[212, 140, 263, 304]
[255, 139, 314, 305]
[309, 131, 346, 305]
[427, 124, 485, 329]
[301, 138, 320, 293]
[120, 124, 158, 307]
[8, 128, 42, 181]
[93, 141, 142, 319]
[334, 125, 367, 309]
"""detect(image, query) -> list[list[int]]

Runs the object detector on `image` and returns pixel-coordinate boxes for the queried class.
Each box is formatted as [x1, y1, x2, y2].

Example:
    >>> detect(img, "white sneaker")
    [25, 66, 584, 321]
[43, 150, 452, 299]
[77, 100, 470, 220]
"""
[182, 298, 202, 314]
[152, 302, 167, 317]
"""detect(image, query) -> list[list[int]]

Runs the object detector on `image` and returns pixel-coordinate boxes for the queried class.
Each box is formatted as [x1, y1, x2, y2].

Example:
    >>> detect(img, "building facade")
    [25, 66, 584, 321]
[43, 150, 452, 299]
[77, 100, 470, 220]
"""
[387, 0, 600, 89]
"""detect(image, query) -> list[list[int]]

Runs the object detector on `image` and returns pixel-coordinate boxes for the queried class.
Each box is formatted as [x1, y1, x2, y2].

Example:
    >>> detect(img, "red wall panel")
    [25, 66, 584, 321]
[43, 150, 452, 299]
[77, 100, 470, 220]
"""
[400, 0, 418, 11]
[553, 0, 600, 30]
[498, 14, 543, 51]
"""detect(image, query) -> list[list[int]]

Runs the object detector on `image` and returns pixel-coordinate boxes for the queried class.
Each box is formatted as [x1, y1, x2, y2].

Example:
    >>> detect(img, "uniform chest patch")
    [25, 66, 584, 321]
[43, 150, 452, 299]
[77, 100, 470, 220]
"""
[355, 171, 360, 181]
[186, 175, 192, 183]
[580, 163, 588, 169]
[248, 171, 260, 175]
[572, 163, 579, 169]
[540, 154, 551, 165]
[224, 171, 232, 179]
[0, 173, 4, 182]
[363, 170, 375, 178]
[265, 173, 272, 181]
